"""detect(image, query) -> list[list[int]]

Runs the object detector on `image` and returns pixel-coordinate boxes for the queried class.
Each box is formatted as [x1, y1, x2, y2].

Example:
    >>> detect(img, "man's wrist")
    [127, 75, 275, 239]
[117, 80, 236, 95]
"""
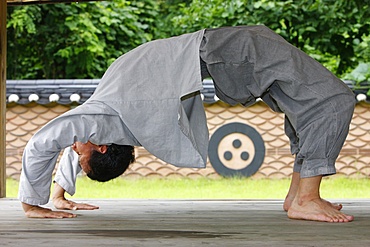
[52, 182, 66, 200]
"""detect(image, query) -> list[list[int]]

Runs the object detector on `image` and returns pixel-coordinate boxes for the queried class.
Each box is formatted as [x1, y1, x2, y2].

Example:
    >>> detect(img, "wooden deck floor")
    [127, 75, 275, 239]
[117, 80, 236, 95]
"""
[1, 198, 370, 246]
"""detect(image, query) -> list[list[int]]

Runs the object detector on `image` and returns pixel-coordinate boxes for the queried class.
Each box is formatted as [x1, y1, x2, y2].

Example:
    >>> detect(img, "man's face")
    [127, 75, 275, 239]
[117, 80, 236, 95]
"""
[71, 141, 97, 173]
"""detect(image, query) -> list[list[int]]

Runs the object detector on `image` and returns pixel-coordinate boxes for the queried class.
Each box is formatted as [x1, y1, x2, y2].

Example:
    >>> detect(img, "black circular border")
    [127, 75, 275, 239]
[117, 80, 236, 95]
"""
[208, 122, 265, 177]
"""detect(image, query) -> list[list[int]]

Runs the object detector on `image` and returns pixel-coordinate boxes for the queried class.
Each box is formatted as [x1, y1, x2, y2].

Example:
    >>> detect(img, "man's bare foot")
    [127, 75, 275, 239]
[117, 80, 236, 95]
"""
[284, 196, 342, 212]
[283, 172, 342, 212]
[287, 197, 353, 223]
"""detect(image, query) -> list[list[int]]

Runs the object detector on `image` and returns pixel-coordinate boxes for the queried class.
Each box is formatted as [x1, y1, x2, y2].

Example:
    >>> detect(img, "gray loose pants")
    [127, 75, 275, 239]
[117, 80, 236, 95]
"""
[200, 25, 355, 178]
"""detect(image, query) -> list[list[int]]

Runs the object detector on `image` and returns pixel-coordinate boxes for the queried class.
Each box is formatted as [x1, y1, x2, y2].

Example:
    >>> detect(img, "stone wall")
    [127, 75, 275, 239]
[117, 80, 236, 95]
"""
[6, 101, 370, 180]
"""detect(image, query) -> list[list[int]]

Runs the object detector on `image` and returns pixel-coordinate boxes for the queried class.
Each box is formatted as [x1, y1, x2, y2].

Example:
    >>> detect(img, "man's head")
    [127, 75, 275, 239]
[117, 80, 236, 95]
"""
[72, 141, 135, 182]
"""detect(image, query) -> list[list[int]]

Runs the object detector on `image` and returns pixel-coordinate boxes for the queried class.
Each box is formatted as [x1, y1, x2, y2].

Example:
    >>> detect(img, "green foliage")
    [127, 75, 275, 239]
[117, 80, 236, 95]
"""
[345, 63, 370, 83]
[7, 0, 160, 79]
[344, 62, 370, 95]
[348, 34, 370, 90]
[162, 0, 370, 77]
[6, 0, 370, 80]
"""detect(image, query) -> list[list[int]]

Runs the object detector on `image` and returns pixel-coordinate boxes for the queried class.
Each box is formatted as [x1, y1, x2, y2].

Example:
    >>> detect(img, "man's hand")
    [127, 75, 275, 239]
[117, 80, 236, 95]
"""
[52, 182, 99, 211]
[53, 197, 99, 211]
[22, 202, 76, 219]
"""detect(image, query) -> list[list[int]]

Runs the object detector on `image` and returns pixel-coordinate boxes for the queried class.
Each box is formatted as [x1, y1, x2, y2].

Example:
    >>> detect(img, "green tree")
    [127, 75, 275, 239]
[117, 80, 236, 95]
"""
[7, 0, 159, 79]
[162, 0, 370, 76]
[6, 0, 370, 80]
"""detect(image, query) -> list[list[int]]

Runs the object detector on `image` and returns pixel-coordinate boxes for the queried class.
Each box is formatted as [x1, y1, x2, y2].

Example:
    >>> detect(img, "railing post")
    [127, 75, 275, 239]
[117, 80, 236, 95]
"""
[0, 0, 7, 198]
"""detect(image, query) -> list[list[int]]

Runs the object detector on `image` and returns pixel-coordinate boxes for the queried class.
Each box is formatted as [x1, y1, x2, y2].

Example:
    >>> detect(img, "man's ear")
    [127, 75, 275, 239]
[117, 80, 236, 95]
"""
[97, 145, 108, 154]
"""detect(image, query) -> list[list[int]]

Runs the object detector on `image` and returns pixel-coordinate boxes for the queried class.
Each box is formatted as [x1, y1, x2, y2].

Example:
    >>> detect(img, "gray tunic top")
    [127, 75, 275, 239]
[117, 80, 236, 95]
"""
[19, 29, 208, 205]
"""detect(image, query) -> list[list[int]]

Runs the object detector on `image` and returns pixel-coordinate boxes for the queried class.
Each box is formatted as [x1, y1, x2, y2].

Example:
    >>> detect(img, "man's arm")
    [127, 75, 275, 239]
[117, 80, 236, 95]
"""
[19, 101, 135, 218]
[19, 143, 77, 218]
[52, 146, 99, 211]
[19, 109, 104, 217]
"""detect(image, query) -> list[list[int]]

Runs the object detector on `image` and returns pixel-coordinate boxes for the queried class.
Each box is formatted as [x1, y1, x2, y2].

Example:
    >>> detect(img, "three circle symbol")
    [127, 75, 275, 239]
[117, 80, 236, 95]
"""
[208, 122, 265, 177]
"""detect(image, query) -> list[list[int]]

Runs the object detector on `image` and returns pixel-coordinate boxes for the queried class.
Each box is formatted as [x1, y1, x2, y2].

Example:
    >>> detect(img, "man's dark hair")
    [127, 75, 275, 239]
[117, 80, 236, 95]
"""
[86, 144, 135, 182]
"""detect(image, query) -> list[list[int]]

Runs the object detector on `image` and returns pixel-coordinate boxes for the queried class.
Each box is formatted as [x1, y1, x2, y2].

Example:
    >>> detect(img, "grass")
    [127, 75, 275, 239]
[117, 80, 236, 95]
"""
[5, 177, 370, 200]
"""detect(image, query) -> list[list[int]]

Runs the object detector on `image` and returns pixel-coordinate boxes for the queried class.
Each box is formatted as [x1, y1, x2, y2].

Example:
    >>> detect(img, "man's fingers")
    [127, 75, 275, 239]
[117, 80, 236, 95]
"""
[73, 203, 99, 210]
[53, 198, 99, 211]
[44, 211, 77, 219]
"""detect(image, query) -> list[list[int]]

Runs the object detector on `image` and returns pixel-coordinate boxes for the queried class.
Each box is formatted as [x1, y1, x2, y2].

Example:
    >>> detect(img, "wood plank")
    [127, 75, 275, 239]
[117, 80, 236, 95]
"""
[1, 199, 370, 246]
[0, 0, 7, 198]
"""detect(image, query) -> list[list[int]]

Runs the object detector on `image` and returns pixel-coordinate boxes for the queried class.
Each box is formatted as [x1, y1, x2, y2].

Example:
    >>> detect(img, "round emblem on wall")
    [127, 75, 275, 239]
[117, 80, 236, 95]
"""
[208, 122, 265, 177]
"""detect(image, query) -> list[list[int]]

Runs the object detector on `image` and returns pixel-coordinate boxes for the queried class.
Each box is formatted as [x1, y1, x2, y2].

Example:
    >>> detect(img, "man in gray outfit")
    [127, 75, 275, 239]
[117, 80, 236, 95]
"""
[19, 26, 355, 222]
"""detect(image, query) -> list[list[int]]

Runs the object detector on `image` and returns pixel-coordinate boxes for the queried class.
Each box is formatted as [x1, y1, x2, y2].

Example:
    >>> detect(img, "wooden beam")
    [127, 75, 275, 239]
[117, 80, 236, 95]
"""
[0, 0, 7, 198]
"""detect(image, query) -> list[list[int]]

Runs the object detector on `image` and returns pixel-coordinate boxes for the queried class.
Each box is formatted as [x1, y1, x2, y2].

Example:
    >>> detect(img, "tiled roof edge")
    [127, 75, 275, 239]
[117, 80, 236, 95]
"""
[5, 79, 369, 105]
